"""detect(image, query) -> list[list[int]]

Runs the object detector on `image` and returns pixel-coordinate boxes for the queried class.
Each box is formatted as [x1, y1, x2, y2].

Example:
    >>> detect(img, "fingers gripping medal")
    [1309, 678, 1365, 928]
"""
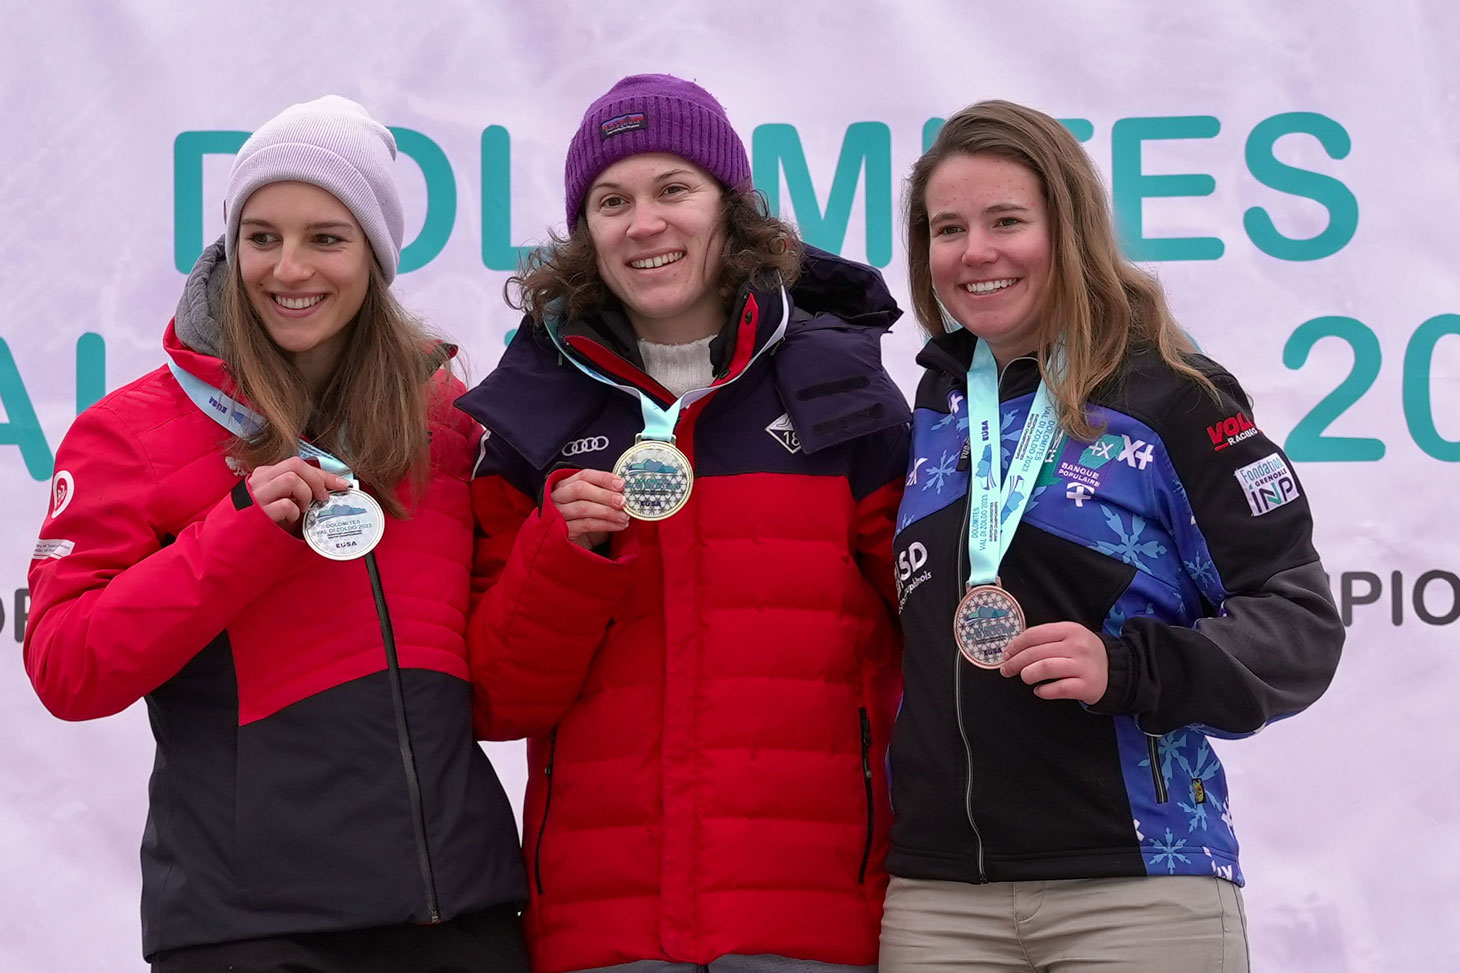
[613, 436, 693, 520]
[164, 360, 386, 561]
[303, 478, 385, 560]
[956, 341, 1062, 668]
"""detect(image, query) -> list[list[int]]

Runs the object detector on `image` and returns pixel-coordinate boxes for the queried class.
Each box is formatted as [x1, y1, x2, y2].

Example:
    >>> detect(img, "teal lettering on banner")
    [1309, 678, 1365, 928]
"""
[1282, 316, 1385, 461]
[481, 125, 533, 271]
[1403, 314, 1460, 462]
[0, 338, 55, 480]
[752, 122, 892, 266]
[1111, 116, 1223, 261]
[1244, 112, 1358, 261]
[392, 128, 456, 273]
[76, 333, 105, 414]
[921, 117, 1094, 152]
[173, 130, 249, 273]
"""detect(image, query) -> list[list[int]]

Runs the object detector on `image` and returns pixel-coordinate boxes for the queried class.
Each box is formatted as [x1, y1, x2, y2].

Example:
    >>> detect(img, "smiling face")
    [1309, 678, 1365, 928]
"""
[584, 153, 726, 343]
[236, 181, 372, 387]
[924, 153, 1052, 365]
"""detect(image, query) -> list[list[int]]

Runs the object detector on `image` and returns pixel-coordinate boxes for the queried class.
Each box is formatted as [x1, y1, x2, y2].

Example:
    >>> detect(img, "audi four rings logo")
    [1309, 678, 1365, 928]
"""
[562, 436, 611, 457]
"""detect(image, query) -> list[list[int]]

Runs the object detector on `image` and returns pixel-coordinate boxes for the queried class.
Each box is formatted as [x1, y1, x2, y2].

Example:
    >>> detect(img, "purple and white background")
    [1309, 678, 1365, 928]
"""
[2, 2, 1456, 969]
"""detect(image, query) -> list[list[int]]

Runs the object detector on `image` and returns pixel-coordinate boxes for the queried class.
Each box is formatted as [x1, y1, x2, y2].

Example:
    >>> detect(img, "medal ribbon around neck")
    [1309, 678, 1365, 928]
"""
[542, 287, 790, 520]
[954, 341, 1064, 667]
[167, 359, 385, 560]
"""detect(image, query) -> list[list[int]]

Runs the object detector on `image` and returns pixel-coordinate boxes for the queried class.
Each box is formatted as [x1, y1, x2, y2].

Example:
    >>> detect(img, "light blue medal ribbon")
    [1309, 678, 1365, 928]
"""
[168, 358, 385, 559]
[542, 286, 792, 445]
[963, 341, 1062, 590]
[541, 289, 791, 520]
[166, 360, 356, 484]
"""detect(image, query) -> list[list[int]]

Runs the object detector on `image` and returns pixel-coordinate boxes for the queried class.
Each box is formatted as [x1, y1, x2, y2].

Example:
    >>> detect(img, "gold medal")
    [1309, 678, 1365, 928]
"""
[612, 437, 693, 521]
[954, 583, 1025, 668]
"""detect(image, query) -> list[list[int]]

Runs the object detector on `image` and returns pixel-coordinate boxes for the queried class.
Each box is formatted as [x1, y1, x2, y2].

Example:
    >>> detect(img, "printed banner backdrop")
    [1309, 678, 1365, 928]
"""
[2, 1, 1455, 968]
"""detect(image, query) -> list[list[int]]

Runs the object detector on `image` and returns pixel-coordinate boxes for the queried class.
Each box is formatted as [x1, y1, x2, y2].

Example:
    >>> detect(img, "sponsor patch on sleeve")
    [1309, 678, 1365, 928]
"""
[1234, 452, 1301, 516]
[32, 538, 75, 560]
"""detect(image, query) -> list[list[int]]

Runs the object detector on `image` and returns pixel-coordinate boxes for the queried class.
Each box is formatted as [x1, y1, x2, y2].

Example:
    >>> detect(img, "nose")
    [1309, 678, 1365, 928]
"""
[960, 230, 998, 266]
[626, 201, 666, 240]
[273, 240, 313, 283]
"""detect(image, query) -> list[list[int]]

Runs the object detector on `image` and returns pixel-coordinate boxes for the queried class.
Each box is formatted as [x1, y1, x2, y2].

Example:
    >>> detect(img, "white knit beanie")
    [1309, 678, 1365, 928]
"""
[223, 95, 404, 283]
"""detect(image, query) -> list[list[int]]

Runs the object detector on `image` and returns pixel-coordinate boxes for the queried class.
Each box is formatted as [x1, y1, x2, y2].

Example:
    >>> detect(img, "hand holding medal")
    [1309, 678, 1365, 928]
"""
[551, 469, 630, 548]
[999, 621, 1110, 704]
[247, 457, 350, 527]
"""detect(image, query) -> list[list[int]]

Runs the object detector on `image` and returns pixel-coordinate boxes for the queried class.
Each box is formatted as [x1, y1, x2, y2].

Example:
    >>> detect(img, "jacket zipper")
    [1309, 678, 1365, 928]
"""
[858, 708, 874, 884]
[1147, 735, 1169, 804]
[534, 728, 558, 895]
[365, 551, 441, 922]
[953, 483, 989, 882]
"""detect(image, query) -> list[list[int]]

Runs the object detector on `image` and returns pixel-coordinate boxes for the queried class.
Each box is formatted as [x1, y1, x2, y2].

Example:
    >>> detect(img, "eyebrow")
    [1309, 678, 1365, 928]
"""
[591, 169, 696, 193]
[928, 203, 1030, 224]
[239, 218, 356, 231]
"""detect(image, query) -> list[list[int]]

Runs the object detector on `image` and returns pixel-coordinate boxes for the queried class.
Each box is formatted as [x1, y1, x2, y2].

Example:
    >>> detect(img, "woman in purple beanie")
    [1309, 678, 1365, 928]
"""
[458, 75, 909, 973]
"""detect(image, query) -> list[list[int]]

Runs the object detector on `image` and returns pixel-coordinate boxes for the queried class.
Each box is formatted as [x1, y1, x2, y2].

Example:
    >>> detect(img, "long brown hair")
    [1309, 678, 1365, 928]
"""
[508, 188, 802, 327]
[220, 259, 449, 518]
[906, 99, 1214, 440]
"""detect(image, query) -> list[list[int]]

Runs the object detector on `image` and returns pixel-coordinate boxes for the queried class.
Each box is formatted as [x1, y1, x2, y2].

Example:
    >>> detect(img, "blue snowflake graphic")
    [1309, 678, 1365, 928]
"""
[1178, 798, 1210, 832]
[1023, 482, 1052, 512]
[1095, 509, 1168, 572]
[999, 409, 1020, 468]
[1184, 552, 1218, 590]
[1109, 601, 1157, 633]
[921, 450, 959, 494]
[1147, 828, 1191, 874]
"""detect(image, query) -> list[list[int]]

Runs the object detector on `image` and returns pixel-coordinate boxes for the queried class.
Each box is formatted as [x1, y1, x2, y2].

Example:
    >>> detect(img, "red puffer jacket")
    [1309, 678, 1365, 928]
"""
[25, 306, 525, 958]
[459, 250, 908, 972]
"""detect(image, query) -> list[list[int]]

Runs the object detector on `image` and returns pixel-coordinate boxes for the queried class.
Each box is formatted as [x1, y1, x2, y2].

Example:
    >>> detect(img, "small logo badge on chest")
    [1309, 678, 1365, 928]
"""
[766, 413, 801, 454]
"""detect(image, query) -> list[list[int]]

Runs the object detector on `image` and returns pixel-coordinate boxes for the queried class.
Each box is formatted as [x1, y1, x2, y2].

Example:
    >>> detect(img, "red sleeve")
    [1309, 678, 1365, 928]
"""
[24, 404, 305, 721]
[854, 479, 902, 613]
[467, 467, 637, 741]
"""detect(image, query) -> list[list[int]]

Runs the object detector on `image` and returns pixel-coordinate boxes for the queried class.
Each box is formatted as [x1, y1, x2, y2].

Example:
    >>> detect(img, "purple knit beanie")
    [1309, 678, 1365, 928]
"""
[563, 74, 752, 228]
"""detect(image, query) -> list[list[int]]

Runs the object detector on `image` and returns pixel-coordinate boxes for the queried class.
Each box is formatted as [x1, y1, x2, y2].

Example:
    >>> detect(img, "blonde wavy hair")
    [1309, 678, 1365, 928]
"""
[906, 99, 1214, 440]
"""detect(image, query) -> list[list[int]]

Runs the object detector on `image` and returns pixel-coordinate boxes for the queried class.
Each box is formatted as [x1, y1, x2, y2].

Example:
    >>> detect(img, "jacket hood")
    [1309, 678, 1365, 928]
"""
[789, 245, 902, 334]
[175, 237, 229, 358]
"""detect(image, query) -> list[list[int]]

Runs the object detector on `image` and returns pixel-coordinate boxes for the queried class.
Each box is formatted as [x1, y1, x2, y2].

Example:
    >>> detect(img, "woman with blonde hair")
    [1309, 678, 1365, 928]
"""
[880, 99, 1343, 970]
[25, 96, 527, 972]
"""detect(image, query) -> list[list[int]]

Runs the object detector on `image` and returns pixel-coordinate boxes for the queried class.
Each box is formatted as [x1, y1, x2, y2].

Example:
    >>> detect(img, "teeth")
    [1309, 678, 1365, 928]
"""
[963, 278, 1016, 295]
[630, 251, 685, 270]
[273, 294, 325, 310]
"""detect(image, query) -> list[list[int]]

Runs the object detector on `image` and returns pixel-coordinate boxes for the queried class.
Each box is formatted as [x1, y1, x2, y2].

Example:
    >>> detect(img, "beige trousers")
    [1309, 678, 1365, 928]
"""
[879, 874, 1249, 972]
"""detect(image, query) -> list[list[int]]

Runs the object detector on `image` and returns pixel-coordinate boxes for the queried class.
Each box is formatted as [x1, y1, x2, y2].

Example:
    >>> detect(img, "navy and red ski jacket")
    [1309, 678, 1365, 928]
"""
[457, 248, 910, 972]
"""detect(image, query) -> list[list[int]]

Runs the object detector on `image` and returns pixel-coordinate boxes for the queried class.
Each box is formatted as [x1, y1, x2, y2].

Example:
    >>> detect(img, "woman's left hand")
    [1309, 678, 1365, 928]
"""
[1000, 622, 1109, 705]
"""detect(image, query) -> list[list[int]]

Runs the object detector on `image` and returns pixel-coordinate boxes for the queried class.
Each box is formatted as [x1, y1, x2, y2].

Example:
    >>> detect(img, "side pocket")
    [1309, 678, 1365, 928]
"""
[1147, 734, 1169, 804]
[858, 707, 874, 884]
[533, 728, 558, 895]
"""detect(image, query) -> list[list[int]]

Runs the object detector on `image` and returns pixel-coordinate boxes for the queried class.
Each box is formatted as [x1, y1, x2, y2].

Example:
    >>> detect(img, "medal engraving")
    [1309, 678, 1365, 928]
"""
[954, 584, 1025, 669]
[303, 488, 385, 561]
[613, 439, 693, 521]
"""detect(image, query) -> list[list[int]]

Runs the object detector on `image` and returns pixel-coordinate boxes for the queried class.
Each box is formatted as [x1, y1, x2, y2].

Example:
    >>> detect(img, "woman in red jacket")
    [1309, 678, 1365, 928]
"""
[24, 96, 528, 972]
[458, 74, 908, 973]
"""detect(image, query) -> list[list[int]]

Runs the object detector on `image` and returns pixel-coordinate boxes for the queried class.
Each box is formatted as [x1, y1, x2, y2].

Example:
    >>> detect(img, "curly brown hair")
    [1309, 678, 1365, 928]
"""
[507, 189, 802, 327]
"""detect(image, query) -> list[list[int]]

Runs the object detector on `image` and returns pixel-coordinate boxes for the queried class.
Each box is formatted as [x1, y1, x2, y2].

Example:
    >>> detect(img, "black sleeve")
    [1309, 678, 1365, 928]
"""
[1090, 356, 1344, 736]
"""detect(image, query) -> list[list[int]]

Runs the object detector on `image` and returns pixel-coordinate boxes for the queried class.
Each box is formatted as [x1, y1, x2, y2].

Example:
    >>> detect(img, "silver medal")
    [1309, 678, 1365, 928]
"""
[612, 438, 693, 521]
[954, 583, 1025, 669]
[303, 488, 385, 561]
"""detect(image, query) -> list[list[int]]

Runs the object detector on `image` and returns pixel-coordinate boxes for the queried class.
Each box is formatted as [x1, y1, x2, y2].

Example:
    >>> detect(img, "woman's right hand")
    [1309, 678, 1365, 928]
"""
[550, 469, 630, 549]
[247, 457, 351, 530]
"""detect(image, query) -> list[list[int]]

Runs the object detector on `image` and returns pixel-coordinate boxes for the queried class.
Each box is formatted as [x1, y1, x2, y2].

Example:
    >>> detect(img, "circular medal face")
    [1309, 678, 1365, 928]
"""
[954, 584, 1026, 669]
[303, 488, 385, 561]
[612, 439, 693, 521]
